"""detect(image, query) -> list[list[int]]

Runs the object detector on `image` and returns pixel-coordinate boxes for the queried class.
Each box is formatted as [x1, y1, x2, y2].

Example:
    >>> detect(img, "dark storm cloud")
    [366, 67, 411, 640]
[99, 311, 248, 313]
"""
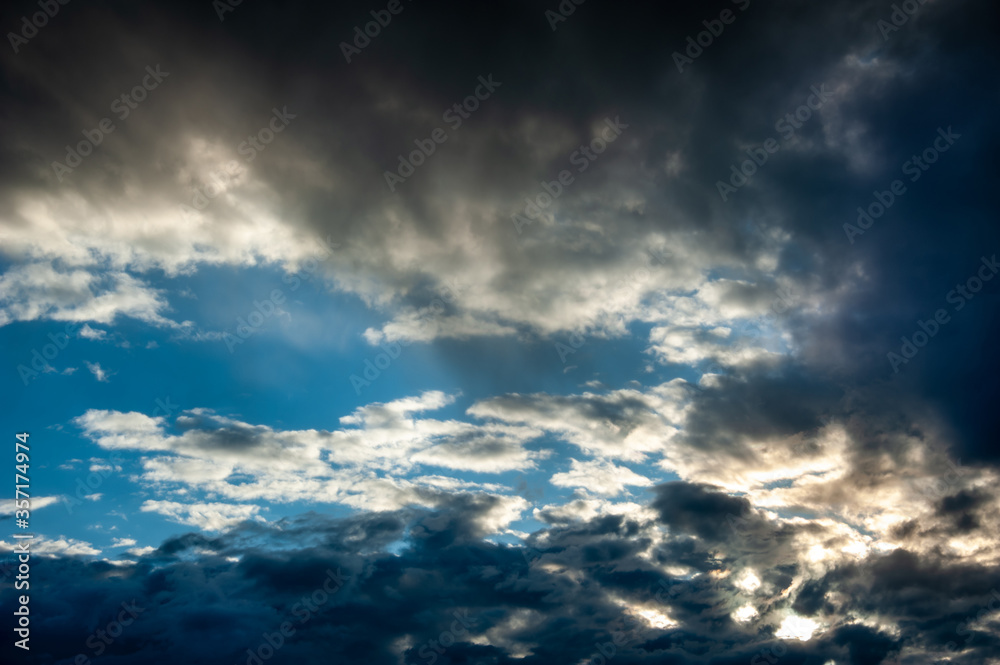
[789, 548, 1000, 662]
[680, 363, 842, 453]
[3, 0, 997, 405]
[652, 481, 755, 542]
[1, 497, 735, 664]
[935, 488, 991, 533]
[649, 481, 806, 582]
[6, 488, 995, 665]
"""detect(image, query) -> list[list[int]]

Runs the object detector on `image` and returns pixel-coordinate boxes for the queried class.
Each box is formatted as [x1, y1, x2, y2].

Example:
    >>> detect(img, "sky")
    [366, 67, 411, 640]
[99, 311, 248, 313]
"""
[1, 0, 999, 663]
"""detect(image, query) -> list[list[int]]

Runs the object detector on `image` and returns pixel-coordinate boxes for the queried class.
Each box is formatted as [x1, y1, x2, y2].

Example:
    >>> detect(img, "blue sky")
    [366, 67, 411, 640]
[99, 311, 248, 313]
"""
[3, 259, 685, 555]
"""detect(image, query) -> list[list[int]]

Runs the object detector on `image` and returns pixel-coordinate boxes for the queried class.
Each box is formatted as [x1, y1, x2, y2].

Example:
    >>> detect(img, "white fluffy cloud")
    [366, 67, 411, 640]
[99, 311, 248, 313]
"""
[550, 459, 653, 496]
[73, 392, 544, 523]
[0, 536, 101, 557]
[0, 262, 187, 328]
[141, 501, 265, 531]
[468, 383, 688, 461]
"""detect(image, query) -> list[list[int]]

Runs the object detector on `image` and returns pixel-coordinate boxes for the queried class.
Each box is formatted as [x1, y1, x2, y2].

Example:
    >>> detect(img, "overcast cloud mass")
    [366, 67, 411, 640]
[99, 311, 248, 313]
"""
[1, 0, 999, 663]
